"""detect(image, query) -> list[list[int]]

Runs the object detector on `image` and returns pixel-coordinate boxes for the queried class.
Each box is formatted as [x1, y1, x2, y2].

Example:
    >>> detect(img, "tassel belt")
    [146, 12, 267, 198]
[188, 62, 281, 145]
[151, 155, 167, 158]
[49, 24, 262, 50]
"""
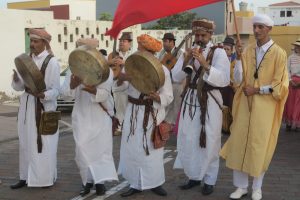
[128, 95, 156, 155]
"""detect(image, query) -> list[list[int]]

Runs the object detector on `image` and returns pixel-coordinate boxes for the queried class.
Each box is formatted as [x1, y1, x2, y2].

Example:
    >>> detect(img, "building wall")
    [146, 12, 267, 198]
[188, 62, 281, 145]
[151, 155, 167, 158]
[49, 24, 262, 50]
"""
[7, 0, 50, 9]
[259, 6, 300, 26]
[51, 0, 96, 20]
[0, 9, 53, 97]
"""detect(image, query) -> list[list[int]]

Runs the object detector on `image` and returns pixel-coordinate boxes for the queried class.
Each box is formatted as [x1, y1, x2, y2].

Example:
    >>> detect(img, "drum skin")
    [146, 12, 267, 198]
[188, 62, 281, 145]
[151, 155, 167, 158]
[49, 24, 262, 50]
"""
[14, 53, 46, 93]
[125, 51, 165, 94]
[69, 45, 110, 86]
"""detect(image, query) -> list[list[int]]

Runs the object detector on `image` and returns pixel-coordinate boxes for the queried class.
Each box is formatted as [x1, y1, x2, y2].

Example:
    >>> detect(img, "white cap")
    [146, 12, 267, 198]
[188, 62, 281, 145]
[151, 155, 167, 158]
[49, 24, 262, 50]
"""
[252, 14, 274, 27]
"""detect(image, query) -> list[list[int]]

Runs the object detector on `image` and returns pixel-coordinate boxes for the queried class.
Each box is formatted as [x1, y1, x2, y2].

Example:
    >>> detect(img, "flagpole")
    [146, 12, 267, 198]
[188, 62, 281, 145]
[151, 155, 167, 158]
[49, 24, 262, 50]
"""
[231, 0, 251, 111]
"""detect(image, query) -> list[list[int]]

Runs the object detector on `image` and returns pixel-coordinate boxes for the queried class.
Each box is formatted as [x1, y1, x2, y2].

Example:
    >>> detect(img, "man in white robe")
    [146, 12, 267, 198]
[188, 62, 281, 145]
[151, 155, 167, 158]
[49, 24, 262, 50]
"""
[116, 34, 173, 197]
[158, 33, 185, 125]
[108, 32, 133, 135]
[11, 28, 60, 189]
[60, 38, 118, 196]
[172, 19, 230, 195]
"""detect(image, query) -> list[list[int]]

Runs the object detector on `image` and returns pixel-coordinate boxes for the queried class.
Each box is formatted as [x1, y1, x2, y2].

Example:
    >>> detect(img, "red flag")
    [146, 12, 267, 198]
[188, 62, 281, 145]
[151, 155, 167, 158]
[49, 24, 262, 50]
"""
[106, 0, 224, 38]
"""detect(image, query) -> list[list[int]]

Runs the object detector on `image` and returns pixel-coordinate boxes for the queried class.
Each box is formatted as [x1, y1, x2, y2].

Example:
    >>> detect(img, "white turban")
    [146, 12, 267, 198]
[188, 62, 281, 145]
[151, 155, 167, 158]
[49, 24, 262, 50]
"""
[252, 14, 274, 27]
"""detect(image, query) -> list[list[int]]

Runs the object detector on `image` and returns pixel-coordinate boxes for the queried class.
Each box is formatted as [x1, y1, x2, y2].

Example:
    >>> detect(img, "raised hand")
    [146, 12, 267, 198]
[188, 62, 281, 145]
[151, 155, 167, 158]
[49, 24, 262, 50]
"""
[12, 69, 20, 82]
[70, 74, 81, 89]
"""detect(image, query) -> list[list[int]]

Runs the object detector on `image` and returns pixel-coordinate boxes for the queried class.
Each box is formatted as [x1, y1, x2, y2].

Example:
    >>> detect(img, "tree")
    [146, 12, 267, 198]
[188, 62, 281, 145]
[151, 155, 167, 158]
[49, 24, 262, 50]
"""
[98, 12, 113, 21]
[145, 11, 197, 30]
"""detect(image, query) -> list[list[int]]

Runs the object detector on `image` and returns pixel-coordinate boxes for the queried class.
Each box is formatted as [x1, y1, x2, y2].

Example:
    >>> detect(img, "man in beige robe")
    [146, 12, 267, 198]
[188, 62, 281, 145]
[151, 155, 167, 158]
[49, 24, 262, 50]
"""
[220, 14, 289, 200]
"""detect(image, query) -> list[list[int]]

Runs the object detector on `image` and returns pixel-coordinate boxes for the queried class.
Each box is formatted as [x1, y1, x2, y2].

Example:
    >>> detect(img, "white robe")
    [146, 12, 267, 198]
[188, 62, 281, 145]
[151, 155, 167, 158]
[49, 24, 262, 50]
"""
[117, 65, 173, 190]
[11, 50, 60, 187]
[158, 47, 185, 124]
[60, 69, 118, 185]
[112, 50, 132, 126]
[172, 42, 230, 185]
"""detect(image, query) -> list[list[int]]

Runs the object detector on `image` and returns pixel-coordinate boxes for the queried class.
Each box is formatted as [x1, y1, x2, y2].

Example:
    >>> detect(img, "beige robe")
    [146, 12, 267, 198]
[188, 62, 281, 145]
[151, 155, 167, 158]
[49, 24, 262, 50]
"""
[220, 43, 289, 177]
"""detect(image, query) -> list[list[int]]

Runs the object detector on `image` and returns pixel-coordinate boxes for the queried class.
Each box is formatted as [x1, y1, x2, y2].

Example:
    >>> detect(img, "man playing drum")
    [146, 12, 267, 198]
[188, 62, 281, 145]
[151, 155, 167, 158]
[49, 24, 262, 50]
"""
[60, 38, 118, 196]
[116, 34, 173, 197]
[11, 28, 61, 189]
[172, 19, 230, 195]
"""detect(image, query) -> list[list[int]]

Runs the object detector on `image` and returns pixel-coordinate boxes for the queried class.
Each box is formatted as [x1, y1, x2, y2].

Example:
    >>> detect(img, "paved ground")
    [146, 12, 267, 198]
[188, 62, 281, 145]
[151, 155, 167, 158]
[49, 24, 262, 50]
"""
[0, 104, 299, 200]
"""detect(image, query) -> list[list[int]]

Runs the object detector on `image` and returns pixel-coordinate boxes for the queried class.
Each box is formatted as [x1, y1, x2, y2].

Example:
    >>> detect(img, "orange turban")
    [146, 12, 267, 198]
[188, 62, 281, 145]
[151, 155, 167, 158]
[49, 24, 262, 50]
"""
[76, 38, 99, 49]
[29, 28, 52, 54]
[137, 34, 162, 52]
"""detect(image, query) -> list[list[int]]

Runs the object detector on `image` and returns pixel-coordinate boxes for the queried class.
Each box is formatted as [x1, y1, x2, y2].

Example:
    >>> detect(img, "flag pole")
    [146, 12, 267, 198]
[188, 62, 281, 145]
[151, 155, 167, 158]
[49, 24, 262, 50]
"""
[231, 0, 251, 111]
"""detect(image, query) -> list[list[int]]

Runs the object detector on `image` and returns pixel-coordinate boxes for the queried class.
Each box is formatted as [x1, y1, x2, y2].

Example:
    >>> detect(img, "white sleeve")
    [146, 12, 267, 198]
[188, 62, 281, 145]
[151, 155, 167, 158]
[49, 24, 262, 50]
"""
[233, 60, 243, 84]
[203, 48, 230, 87]
[91, 69, 113, 103]
[153, 66, 174, 109]
[59, 69, 76, 100]
[11, 70, 25, 91]
[171, 53, 187, 83]
[42, 57, 60, 102]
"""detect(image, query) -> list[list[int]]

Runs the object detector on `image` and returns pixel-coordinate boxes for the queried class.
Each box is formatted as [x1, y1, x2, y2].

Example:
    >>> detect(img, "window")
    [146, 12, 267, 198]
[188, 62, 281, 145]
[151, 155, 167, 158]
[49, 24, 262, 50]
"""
[70, 34, 73, 42]
[86, 28, 89, 35]
[96, 27, 99, 35]
[91, 34, 94, 38]
[64, 42, 68, 50]
[101, 34, 104, 41]
[76, 16, 81, 20]
[58, 34, 61, 42]
[229, 12, 232, 23]
[81, 34, 84, 38]
[280, 11, 285, 17]
[106, 40, 109, 48]
[64, 27, 67, 35]
[287, 10, 292, 17]
[75, 28, 79, 35]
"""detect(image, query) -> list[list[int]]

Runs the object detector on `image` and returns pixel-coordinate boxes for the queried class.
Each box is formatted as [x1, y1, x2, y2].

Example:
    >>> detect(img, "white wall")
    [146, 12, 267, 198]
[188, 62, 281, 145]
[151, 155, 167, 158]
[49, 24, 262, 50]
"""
[0, 9, 225, 98]
[258, 6, 300, 26]
[0, 9, 53, 97]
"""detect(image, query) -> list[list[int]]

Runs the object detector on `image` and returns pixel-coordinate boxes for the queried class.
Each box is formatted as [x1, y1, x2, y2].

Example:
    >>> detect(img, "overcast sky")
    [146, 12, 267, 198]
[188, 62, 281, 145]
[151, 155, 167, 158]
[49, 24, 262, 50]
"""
[0, 0, 288, 12]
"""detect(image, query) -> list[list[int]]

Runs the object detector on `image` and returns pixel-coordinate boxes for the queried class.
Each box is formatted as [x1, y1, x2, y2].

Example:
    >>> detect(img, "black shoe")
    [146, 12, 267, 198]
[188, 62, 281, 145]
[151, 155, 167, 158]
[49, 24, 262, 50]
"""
[201, 183, 214, 195]
[10, 180, 27, 189]
[95, 184, 106, 196]
[151, 186, 167, 196]
[120, 188, 142, 197]
[286, 124, 292, 131]
[80, 182, 93, 197]
[179, 180, 201, 190]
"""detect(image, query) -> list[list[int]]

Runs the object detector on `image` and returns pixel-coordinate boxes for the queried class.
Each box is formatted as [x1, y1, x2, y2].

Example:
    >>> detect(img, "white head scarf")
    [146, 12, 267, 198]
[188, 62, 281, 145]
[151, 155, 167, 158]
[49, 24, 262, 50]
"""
[252, 14, 274, 27]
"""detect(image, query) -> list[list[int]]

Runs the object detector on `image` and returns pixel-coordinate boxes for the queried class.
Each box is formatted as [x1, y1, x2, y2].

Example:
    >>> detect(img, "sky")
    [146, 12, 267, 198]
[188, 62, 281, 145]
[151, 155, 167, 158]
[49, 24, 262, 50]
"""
[0, 0, 290, 11]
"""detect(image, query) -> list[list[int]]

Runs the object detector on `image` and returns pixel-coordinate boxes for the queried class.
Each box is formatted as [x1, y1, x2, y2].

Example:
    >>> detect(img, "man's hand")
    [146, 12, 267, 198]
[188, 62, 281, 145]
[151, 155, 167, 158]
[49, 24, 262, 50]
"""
[81, 85, 97, 95]
[147, 91, 161, 103]
[243, 86, 259, 96]
[12, 69, 20, 82]
[29, 91, 45, 99]
[117, 72, 131, 86]
[70, 74, 81, 89]
[236, 41, 243, 60]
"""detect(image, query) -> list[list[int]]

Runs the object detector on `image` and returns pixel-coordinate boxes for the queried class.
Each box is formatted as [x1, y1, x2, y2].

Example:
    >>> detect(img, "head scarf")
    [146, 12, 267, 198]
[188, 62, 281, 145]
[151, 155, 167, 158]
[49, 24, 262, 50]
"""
[252, 14, 274, 27]
[76, 38, 99, 48]
[29, 28, 52, 54]
[137, 34, 162, 52]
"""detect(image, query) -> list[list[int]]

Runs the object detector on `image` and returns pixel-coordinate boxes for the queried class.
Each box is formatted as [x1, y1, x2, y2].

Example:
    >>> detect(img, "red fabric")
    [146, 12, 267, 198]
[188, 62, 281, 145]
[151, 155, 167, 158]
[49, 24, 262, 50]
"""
[106, 0, 224, 38]
[283, 75, 300, 128]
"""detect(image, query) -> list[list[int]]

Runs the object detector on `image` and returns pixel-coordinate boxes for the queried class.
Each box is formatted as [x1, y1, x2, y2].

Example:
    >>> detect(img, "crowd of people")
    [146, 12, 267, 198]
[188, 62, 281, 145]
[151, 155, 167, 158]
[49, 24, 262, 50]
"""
[9, 13, 299, 200]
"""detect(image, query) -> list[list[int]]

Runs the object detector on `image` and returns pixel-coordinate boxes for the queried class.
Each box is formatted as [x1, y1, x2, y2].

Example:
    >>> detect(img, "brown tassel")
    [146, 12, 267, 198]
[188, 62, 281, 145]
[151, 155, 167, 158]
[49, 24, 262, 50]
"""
[37, 134, 42, 153]
[200, 127, 206, 148]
